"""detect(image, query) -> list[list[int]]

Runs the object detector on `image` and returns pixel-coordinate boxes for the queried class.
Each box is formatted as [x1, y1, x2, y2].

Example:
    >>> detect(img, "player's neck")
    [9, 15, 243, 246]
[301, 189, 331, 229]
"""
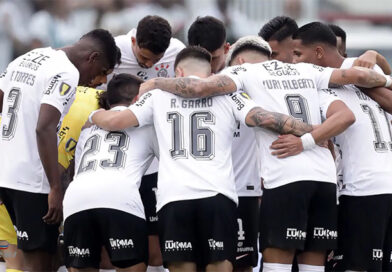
[323, 49, 345, 68]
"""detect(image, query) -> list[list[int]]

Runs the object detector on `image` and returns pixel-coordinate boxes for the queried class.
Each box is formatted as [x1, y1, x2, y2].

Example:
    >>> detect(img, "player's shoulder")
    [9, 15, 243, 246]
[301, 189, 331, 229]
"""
[115, 30, 134, 54]
[159, 38, 186, 62]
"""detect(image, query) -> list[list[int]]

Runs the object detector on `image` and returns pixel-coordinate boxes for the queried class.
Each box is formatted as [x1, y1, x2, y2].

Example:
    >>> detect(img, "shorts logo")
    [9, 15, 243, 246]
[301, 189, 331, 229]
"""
[208, 239, 224, 251]
[109, 238, 134, 249]
[149, 216, 158, 222]
[373, 249, 383, 260]
[286, 228, 306, 240]
[16, 229, 29, 240]
[164, 240, 192, 251]
[60, 82, 71, 96]
[390, 251, 392, 263]
[68, 246, 90, 257]
[313, 227, 337, 239]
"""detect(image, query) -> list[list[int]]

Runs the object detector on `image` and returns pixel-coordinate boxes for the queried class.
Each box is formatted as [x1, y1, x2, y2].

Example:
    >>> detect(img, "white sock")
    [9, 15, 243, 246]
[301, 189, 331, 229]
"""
[263, 262, 292, 272]
[147, 266, 165, 272]
[57, 266, 68, 272]
[298, 264, 324, 272]
[0, 262, 5, 272]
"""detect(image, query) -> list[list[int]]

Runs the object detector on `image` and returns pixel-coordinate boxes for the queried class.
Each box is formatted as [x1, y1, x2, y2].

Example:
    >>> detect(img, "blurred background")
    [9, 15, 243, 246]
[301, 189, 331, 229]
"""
[1, 0, 392, 72]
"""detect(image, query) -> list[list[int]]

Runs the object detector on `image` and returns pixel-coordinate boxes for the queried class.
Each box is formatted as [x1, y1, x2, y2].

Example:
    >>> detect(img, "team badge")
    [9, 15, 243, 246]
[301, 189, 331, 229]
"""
[155, 64, 170, 77]
[60, 82, 71, 96]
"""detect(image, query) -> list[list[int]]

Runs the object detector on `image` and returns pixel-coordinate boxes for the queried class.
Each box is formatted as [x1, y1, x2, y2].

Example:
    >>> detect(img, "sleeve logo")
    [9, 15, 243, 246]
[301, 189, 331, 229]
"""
[60, 82, 71, 96]
[240, 91, 250, 100]
[231, 66, 247, 75]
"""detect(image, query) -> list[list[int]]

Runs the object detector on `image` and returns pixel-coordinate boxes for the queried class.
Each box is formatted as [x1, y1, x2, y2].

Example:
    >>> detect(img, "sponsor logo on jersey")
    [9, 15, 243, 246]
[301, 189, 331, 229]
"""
[68, 246, 91, 257]
[286, 228, 306, 240]
[60, 82, 71, 96]
[155, 63, 170, 77]
[312, 64, 325, 72]
[137, 71, 148, 80]
[231, 66, 247, 75]
[0, 69, 7, 79]
[228, 93, 245, 110]
[109, 238, 134, 249]
[135, 92, 152, 107]
[373, 249, 383, 260]
[321, 88, 338, 97]
[164, 240, 192, 251]
[16, 229, 29, 240]
[313, 227, 337, 239]
[208, 239, 224, 250]
[44, 74, 61, 95]
[240, 91, 250, 100]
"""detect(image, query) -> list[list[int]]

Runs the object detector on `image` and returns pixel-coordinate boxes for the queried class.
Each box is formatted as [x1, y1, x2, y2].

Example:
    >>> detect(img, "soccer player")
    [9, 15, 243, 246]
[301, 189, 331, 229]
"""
[110, 16, 185, 271]
[63, 74, 157, 272]
[188, 16, 230, 73]
[258, 16, 298, 63]
[289, 22, 392, 272]
[137, 42, 391, 272]
[0, 29, 119, 271]
[328, 24, 347, 58]
[89, 46, 320, 272]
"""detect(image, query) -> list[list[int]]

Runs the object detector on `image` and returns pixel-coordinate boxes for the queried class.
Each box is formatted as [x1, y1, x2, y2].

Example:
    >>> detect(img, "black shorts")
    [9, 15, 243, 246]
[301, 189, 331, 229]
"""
[259, 181, 337, 251]
[158, 194, 237, 267]
[63, 208, 148, 269]
[0, 187, 59, 253]
[235, 196, 259, 268]
[139, 172, 158, 235]
[332, 194, 392, 271]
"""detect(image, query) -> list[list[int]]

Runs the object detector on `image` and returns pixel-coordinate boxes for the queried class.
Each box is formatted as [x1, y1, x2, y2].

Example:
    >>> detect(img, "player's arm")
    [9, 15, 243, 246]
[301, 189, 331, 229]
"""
[360, 87, 392, 114]
[329, 67, 391, 89]
[0, 89, 3, 113]
[354, 50, 391, 75]
[270, 100, 355, 158]
[139, 74, 237, 98]
[245, 106, 314, 136]
[36, 104, 63, 224]
[91, 108, 139, 130]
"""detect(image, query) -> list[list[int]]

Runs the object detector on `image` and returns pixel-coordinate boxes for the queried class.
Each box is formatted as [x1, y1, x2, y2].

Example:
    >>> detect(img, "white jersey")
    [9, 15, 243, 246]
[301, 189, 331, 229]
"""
[129, 88, 257, 211]
[63, 106, 158, 220]
[331, 58, 392, 196]
[222, 61, 338, 189]
[113, 28, 185, 175]
[0, 47, 79, 193]
[232, 121, 262, 197]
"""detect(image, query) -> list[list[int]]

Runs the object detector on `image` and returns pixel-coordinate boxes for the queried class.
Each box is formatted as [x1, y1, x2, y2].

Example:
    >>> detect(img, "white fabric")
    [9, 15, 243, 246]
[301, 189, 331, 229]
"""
[0, 262, 5, 272]
[146, 265, 165, 272]
[221, 60, 338, 189]
[129, 88, 257, 211]
[0, 47, 79, 193]
[298, 264, 324, 272]
[332, 58, 392, 196]
[63, 106, 158, 220]
[109, 28, 185, 175]
[263, 262, 292, 272]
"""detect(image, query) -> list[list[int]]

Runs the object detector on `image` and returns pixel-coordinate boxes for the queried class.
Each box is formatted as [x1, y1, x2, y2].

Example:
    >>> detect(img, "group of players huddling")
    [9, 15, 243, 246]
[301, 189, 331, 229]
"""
[0, 13, 392, 272]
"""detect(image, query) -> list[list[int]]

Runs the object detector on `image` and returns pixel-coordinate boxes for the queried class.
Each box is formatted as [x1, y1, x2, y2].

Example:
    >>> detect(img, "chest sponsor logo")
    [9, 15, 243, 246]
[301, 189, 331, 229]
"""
[68, 246, 90, 257]
[286, 228, 306, 240]
[109, 238, 134, 249]
[164, 240, 192, 251]
[137, 71, 148, 80]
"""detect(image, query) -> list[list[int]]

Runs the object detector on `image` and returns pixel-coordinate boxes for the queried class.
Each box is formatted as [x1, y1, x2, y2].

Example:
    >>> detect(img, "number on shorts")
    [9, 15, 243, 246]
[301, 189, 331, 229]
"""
[285, 94, 310, 123]
[2, 88, 21, 140]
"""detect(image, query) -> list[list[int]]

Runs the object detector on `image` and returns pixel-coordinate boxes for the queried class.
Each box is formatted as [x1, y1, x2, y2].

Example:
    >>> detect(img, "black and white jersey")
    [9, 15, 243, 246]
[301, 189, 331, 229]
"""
[63, 106, 158, 220]
[332, 58, 392, 196]
[0, 47, 79, 193]
[222, 60, 339, 189]
[129, 88, 257, 211]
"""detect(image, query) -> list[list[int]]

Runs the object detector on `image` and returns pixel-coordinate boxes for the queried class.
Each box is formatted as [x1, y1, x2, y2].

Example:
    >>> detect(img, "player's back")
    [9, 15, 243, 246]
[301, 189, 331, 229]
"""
[0, 47, 78, 193]
[64, 106, 158, 220]
[222, 60, 337, 189]
[131, 89, 254, 210]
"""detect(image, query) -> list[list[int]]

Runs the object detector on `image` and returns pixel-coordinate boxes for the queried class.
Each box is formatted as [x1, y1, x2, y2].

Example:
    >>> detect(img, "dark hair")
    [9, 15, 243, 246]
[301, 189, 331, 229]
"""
[188, 16, 226, 52]
[136, 15, 172, 54]
[230, 44, 271, 65]
[81, 29, 120, 70]
[258, 16, 298, 41]
[174, 46, 212, 69]
[293, 22, 337, 47]
[328, 24, 346, 44]
[98, 74, 144, 109]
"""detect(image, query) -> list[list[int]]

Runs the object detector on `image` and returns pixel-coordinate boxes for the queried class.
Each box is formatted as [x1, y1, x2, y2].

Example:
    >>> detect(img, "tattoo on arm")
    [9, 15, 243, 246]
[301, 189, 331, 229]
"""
[249, 107, 313, 136]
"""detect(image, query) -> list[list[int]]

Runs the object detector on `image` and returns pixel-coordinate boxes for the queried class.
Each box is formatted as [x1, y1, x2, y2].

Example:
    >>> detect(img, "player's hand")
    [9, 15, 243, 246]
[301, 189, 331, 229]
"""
[43, 186, 64, 224]
[353, 51, 377, 69]
[270, 134, 303, 158]
[139, 79, 155, 97]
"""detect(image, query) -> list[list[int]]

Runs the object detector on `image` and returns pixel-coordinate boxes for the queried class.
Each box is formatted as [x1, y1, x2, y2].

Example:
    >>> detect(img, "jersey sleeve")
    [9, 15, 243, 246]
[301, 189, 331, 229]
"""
[303, 63, 334, 90]
[40, 71, 78, 114]
[219, 65, 248, 92]
[226, 91, 258, 125]
[74, 127, 90, 174]
[318, 88, 342, 120]
[128, 91, 155, 127]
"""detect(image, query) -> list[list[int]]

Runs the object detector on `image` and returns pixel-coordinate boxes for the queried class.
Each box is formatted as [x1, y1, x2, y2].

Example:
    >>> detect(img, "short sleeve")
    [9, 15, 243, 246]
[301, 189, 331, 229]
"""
[305, 64, 334, 90]
[219, 65, 248, 93]
[128, 90, 155, 127]
[74, 127, 90, 174]
[226, 90, 258, 126]
[318, 88, 342, 120]
[0, 68, 9, 91]
[40, 71, 78, 114]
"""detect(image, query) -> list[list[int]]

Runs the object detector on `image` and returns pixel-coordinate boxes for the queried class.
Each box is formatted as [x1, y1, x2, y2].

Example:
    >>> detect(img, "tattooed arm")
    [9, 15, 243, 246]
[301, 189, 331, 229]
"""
[329, 66, 391, 89]
[139, 74, 237, 98]
[245, 107, 313, 136]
